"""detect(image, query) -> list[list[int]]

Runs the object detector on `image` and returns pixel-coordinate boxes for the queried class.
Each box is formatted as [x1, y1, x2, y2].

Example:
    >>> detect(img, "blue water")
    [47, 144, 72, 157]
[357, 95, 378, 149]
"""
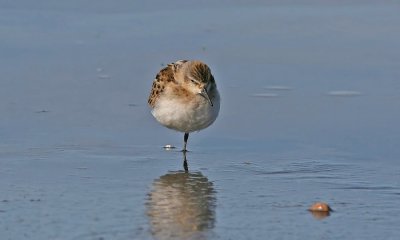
[1, 1, 399, 239]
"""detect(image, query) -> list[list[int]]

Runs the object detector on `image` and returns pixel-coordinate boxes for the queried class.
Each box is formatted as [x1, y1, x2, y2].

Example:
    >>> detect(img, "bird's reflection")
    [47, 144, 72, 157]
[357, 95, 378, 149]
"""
[309, 211, 330, 220]
[147, 154, 216, 240]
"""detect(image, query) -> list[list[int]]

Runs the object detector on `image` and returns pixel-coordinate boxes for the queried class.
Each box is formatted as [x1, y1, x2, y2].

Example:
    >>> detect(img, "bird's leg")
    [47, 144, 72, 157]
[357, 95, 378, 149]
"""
[182, 132, 189, 152]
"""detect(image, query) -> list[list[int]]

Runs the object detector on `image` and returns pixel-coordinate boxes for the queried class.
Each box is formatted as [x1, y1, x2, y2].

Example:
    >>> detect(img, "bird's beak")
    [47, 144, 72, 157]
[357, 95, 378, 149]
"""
[200, 88, 213, 106]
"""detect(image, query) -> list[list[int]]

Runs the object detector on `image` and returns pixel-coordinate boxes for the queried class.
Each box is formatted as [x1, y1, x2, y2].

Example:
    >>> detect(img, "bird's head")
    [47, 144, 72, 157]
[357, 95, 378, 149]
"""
[183, 61, 215, 106]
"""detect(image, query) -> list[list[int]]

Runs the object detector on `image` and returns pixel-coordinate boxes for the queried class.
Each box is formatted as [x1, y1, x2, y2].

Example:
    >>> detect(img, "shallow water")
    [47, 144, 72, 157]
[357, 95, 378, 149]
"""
[1, 145, 399, 239]
[1, 1, 400, 239]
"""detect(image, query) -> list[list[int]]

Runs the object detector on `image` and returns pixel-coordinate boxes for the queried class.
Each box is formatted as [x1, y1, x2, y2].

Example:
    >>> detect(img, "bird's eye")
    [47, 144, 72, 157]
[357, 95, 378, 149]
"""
[190, 79, 197, 84]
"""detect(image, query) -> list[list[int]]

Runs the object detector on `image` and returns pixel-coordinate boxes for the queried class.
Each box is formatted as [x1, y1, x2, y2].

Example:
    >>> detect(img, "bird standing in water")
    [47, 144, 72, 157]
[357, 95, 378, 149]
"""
[148, 60, 220, 152]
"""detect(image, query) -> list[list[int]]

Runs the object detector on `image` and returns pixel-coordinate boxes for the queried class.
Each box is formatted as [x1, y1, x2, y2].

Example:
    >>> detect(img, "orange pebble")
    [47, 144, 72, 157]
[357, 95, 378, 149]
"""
[309, 202, 332, 212]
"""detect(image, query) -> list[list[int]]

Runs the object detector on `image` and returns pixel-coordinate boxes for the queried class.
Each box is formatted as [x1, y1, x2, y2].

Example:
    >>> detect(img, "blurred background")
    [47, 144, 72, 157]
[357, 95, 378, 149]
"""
[1, 0, 399, 159]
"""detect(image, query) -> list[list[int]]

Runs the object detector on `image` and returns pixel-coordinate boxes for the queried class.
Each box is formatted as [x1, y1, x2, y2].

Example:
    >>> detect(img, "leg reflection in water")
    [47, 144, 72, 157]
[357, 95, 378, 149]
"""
[183, 151, 188, 172]
[146, 155, 216, 240]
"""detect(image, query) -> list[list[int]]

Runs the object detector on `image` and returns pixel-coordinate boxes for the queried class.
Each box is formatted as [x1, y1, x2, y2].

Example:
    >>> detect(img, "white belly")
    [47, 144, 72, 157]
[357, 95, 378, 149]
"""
[151, 93, 220, 133]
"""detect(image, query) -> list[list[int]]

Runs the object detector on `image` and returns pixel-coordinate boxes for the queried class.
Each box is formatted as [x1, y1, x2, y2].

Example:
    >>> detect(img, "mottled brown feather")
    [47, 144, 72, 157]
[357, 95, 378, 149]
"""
[148, 63, 178, 108]
[148, 60, 215, 108]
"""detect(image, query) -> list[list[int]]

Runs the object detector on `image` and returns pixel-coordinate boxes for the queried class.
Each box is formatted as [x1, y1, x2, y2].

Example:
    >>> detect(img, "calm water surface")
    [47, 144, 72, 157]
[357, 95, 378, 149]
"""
[1, 1, 399, 239]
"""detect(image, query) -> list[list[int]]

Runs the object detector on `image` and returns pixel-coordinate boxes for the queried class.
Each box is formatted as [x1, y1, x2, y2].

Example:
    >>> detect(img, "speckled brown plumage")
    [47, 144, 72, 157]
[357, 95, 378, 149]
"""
[148, 60, 190, 108]
[148, 65, 172, 108]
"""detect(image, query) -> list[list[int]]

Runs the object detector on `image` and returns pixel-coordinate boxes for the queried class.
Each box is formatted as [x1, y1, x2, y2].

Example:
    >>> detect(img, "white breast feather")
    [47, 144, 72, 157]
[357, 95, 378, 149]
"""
[152, 93, 220, 133]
